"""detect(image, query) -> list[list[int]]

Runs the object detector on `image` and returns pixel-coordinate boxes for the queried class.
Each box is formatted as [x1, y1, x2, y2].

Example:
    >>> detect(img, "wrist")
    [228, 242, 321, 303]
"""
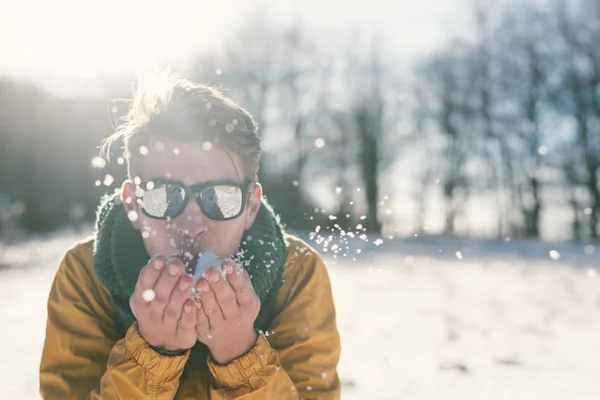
[149, 343, 190, 357]
[124, 323, 190, 381]
[210, 330, 258, 364]
[139, 327, 191, 356]
[208, 333, 278, 389]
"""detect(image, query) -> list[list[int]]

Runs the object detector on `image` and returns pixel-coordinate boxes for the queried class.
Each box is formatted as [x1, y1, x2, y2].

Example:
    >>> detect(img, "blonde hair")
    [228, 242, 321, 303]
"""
[101, 71, 261, 180]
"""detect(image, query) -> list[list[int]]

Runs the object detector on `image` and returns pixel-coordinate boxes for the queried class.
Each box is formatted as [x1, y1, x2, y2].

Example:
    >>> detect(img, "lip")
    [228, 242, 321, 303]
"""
[169, 247, 206, 259]
[175, 251, 203, 259]
[175, 241, 207, 258]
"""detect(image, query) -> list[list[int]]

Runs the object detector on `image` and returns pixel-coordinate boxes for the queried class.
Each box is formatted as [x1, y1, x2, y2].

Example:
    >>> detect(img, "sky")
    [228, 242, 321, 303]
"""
[0, 0, 471, 95]
[0, 0, 583, 241]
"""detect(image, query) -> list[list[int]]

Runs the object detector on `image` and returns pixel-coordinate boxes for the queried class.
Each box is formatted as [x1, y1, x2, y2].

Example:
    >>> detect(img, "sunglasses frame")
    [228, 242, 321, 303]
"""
[138, 178, 255, 221]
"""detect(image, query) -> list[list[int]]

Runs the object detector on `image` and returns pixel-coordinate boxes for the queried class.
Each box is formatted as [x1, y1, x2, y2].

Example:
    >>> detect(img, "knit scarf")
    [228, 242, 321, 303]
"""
[92, 192, 287, 369]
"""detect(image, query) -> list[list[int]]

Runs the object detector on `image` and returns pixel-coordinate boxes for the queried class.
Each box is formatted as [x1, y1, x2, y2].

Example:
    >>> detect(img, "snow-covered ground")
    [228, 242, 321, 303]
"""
[1, 229, 599, 399]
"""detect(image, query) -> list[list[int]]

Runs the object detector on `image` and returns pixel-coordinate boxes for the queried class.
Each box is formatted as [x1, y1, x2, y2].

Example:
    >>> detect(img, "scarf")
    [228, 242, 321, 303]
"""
[92, 192, 287, 369]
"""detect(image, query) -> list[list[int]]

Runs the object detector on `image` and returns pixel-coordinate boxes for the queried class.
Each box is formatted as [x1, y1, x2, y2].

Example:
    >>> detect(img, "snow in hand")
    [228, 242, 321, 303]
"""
[186, 252, 226, 300]
[194, 252, 221, 278]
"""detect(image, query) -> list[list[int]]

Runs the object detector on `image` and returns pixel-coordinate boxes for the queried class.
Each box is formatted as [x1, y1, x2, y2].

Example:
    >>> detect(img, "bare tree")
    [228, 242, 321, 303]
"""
[551, 0, 600, 238]
[494, 4, 555, 237]
[332, 33, 408, 233]
[419, 47, 473, 235]
[189, 15, 334, 228]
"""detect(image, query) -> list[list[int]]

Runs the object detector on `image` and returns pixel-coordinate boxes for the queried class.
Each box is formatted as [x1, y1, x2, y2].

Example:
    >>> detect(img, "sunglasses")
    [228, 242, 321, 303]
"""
[137, 179, 255, 221]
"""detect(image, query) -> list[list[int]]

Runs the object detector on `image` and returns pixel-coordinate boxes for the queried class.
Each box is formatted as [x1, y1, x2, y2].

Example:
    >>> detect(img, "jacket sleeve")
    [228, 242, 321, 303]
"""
[207, 243, 341, 399]
[39, 243, 189, 400]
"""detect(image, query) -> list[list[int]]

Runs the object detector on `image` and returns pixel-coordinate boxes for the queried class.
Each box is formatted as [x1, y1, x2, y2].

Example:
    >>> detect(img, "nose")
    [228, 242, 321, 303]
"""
[174, 196, 209, 238]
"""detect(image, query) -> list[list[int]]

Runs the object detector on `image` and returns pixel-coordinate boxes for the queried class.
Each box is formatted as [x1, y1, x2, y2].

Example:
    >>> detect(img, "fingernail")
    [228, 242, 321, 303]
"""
[209, 270, 220, 283]
[199, 282, 210, 293]
[224, 263, 234, 275]
[153, 259, 165, 271]
[184, 304, 191, 314]
[169, 264, 180, 276]
[179, 279, 190, 291]
[195, 301, 202, 309]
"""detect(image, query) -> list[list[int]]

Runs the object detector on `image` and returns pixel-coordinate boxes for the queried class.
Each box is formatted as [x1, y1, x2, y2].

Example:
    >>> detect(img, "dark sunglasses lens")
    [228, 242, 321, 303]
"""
[142, 183, 187, 219]
[198, 185, 243, 220]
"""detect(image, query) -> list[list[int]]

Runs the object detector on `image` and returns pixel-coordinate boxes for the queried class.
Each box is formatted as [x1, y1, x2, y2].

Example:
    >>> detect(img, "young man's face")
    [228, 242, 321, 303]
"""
[122, 137, 262, 260]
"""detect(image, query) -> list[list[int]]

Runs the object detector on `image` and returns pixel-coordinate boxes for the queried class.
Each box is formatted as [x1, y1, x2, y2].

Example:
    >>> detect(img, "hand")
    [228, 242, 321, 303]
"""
[194, 261, 260, 364]
[130, 255, 197, 352]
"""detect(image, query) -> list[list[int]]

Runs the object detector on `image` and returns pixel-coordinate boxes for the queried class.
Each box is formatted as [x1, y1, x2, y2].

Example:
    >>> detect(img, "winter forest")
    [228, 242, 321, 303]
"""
[1, 0, 599, 399]
[0, 0, 598, 242]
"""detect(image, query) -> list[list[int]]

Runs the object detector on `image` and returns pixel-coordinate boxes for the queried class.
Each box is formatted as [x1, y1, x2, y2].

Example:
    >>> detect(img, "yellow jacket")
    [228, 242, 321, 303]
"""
[39, 235, 340, 399]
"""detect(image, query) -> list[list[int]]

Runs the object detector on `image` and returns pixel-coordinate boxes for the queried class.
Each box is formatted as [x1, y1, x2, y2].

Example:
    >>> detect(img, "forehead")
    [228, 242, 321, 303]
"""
[133, 137, 242, 184]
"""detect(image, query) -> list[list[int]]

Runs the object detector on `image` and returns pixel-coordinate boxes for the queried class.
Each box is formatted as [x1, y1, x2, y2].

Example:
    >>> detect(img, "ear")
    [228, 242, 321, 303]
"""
[244, 182, 262, 230]
[121, 180, 141, 230]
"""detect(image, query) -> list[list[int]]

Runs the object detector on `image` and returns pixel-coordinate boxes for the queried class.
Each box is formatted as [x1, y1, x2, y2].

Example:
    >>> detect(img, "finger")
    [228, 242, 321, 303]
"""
[132, 255, 166, 313]
[198, 279, 224, 328]
[152, 258, 184, 313]
[206, 266, 238, 319]
[134, 255, 166, 298]
[164, 274, 194, 326]
[177, 299, 197, 339]
[226, 264, 257, 307]
[195, 302, 210, 339]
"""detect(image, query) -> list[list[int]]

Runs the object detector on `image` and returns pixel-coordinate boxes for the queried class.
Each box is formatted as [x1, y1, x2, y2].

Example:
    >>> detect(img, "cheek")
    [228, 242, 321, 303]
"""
[228, 220, 246, 242]
[213, 219, 245, 242]
[246, 206, 258, 227]
[139, 217, 173, 244]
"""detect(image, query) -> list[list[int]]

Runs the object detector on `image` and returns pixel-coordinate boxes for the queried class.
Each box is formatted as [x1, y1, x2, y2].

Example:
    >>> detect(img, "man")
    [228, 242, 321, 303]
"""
[39, 74, 341, 399]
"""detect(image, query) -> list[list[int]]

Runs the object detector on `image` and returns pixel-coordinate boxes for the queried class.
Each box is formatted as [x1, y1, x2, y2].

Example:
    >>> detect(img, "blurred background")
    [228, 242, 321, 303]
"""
[1, 0, 599, 399]
[0, 0, 598, 242]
